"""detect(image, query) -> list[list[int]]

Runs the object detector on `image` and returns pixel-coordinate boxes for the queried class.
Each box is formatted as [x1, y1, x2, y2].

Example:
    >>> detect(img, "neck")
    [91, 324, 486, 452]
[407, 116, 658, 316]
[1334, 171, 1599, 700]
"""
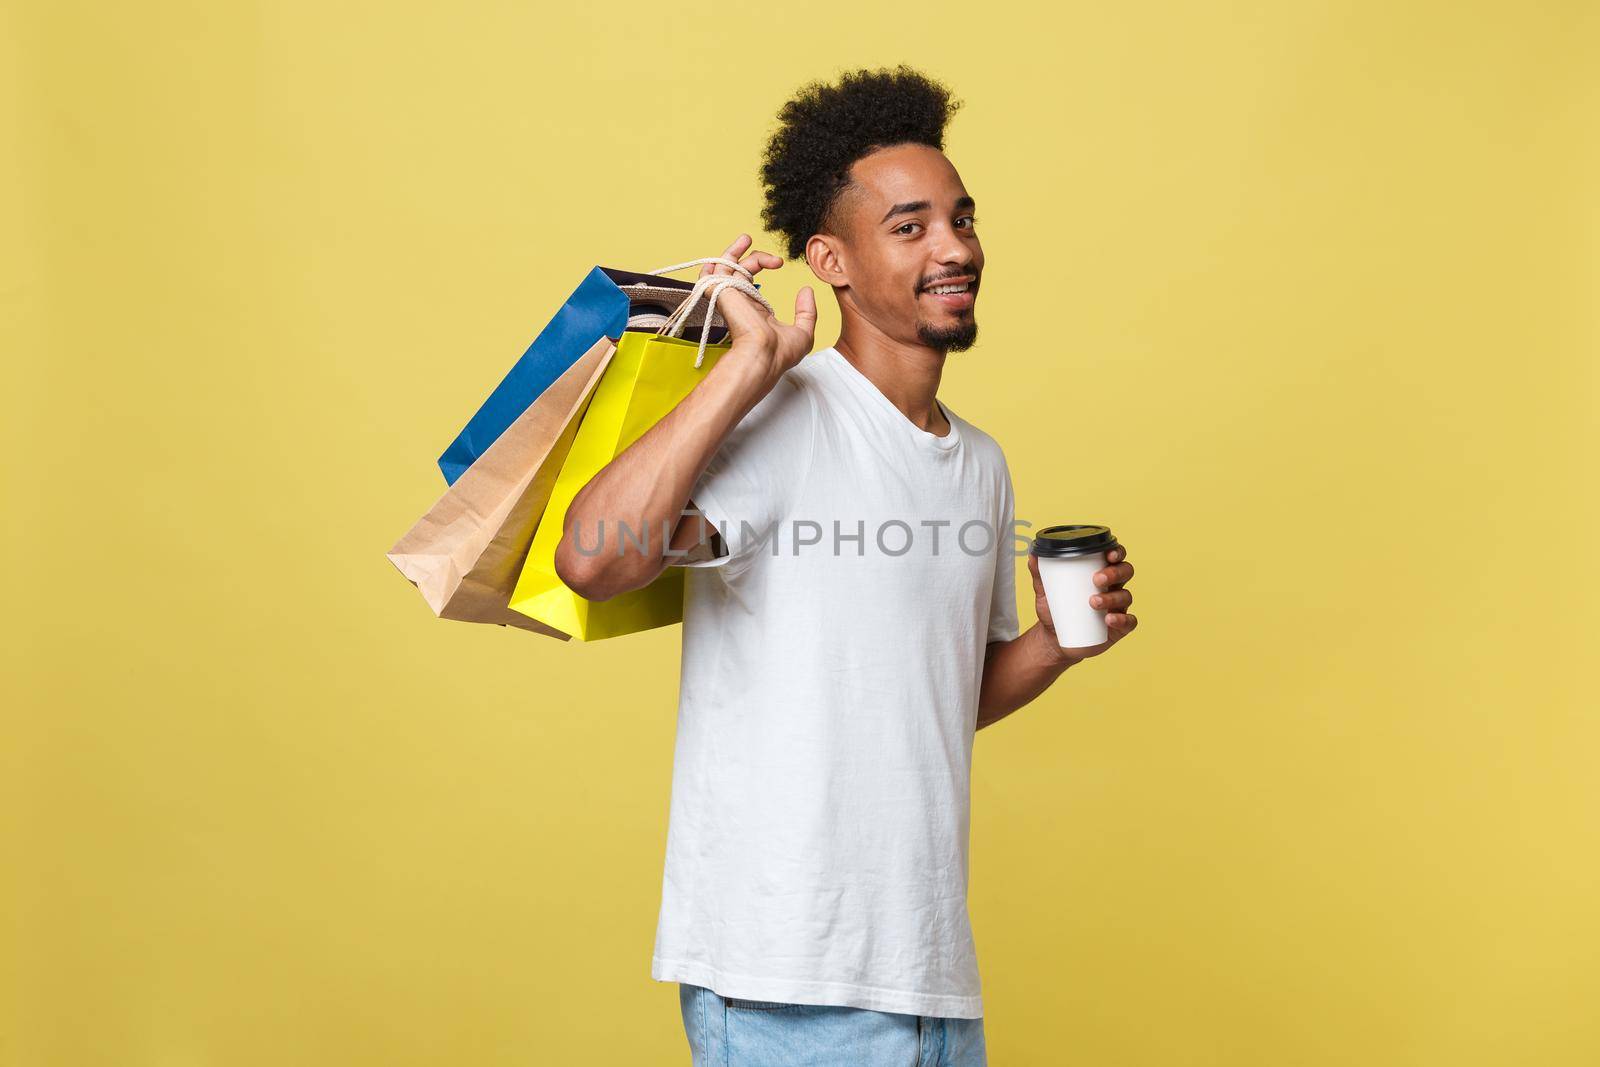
[833, 320, 950, 436]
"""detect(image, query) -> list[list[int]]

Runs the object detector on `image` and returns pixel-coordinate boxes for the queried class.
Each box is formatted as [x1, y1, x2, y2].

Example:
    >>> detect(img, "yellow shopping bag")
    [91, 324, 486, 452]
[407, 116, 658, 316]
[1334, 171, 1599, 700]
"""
[508, 321, 736, 640]
[510, 255, 776, 641]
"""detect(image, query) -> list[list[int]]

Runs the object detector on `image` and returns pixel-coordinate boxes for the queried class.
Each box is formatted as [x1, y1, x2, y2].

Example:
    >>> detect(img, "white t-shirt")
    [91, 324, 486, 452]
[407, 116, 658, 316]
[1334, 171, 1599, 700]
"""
[649, 345, 1020, 1019]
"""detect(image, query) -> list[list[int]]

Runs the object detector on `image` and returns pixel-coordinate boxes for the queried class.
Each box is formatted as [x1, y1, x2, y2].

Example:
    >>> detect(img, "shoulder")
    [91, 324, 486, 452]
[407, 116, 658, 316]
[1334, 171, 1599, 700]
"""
[949, 409, 1010, 472]
[780, 350, 831, 406]
[758, 365, 816, 416]
[737, 358, 820, 430]
[720, 361, 819, 457]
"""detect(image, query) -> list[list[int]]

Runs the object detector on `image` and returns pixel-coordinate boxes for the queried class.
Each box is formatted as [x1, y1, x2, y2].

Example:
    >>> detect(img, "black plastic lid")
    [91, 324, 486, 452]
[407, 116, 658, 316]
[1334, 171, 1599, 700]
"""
[1031, 524, 1119, 559]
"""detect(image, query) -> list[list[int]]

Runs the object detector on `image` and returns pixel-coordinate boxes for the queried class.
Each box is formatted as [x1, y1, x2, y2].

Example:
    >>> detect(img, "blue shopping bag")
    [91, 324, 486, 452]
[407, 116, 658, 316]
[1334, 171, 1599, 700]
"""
[437, 266, 738, 485]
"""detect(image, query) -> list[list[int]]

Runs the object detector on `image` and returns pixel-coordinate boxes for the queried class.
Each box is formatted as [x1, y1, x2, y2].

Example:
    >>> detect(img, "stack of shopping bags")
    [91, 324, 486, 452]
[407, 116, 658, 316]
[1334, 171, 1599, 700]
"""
[385, 259, 768, 641]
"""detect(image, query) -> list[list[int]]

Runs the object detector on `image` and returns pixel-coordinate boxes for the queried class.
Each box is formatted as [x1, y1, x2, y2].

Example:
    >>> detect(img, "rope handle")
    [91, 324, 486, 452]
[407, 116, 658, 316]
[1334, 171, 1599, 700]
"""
[642, 257, 777, 369]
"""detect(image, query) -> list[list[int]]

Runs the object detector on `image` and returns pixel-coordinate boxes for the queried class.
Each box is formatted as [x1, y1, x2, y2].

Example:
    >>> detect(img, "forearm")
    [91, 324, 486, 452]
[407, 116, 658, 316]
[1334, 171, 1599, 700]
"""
[555, 348, 773, 597]
[976, 622, 1077, 730]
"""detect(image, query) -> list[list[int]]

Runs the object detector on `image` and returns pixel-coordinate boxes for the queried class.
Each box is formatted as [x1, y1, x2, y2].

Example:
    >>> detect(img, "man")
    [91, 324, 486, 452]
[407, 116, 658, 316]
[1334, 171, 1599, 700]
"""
[555, 66, 1138, 1065]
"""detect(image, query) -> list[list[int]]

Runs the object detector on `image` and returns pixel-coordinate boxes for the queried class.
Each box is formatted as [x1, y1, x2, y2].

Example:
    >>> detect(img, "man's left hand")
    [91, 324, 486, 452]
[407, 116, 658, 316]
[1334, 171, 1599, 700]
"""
[1028, 542, 1138, 665]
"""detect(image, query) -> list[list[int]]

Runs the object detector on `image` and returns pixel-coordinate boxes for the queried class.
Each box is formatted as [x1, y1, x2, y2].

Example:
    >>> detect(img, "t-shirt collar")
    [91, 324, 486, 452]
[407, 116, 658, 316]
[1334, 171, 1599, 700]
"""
[824, 348, 962, 452]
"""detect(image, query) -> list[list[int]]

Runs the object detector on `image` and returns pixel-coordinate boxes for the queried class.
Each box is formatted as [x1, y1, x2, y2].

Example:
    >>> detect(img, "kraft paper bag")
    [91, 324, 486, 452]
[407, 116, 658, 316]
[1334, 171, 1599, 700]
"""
[386, 336, 617, 636]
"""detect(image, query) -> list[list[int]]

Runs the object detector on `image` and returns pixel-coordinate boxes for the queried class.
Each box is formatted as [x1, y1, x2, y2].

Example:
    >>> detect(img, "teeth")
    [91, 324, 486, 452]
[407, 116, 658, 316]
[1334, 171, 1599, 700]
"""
[928, 284, 969, 294]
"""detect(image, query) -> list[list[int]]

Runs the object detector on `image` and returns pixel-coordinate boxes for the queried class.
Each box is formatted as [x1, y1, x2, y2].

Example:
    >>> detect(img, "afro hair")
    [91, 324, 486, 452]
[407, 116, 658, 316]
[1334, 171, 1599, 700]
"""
[759, 65, 964, 262]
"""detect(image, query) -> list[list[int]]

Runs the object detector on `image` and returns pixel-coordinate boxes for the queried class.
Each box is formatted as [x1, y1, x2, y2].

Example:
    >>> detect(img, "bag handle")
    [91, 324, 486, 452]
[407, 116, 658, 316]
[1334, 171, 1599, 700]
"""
[645, 257, 777, 369]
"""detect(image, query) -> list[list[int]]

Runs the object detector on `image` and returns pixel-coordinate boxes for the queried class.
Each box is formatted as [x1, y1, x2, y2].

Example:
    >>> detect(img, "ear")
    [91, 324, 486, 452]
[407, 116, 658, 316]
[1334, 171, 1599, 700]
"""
[805, 233, 849, 289]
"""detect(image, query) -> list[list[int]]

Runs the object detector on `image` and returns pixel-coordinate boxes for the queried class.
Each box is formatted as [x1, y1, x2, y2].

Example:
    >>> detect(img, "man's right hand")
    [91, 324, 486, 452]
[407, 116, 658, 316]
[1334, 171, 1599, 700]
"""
[698, 234, 818, 388]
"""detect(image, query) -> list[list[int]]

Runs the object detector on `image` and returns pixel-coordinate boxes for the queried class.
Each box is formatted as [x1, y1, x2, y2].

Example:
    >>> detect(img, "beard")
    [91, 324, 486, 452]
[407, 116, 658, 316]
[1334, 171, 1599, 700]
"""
[917, 314, 979, 353]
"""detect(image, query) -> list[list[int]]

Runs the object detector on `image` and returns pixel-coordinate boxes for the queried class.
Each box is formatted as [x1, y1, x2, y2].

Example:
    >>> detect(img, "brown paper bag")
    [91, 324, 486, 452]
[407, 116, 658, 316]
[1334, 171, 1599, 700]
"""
[386, 336, 617, 636]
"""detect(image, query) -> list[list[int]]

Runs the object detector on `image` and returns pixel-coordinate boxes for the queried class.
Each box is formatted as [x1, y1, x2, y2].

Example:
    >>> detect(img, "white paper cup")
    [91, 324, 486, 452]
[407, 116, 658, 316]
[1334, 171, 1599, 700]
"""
[1031, 524, 1120, 650]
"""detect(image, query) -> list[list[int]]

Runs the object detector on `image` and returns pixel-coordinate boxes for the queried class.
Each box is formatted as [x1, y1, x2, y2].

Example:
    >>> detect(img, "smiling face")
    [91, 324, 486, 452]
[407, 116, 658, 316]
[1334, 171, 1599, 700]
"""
[808, 142, 983, 353]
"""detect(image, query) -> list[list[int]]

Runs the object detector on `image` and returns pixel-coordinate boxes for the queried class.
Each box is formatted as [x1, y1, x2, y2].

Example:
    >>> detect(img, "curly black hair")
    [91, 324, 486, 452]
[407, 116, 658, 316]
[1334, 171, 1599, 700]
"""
[759, 65, 964, 262]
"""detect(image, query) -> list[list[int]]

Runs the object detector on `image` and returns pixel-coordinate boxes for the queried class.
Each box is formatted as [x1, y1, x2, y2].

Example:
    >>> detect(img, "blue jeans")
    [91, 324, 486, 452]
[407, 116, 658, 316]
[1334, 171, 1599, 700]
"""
[679, 983, 988, 1066]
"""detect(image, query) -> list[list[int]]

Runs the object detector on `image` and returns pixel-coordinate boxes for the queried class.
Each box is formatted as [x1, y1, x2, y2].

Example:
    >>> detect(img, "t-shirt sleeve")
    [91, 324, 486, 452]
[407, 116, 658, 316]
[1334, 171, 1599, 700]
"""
[987, 455, 1022, 644]
[669, 372, 817, 576]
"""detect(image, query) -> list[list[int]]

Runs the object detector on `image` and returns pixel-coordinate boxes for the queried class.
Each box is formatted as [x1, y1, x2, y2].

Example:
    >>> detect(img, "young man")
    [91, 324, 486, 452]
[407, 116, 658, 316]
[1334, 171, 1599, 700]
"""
[555, 66, 1138, 1064]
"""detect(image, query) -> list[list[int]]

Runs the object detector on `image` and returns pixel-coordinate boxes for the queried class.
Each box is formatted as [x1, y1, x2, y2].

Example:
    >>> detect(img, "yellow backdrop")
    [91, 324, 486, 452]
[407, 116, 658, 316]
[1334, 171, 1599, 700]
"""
[7, 1, 1597, 1063]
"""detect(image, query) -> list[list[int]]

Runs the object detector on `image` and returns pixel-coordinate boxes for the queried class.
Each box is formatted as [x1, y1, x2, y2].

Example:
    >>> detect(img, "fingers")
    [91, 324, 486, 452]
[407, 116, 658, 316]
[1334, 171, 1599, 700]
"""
[703, 235, 752, 278]
[1090, 589, 1132, 612]
[791, 286, 817, 338]
[702, 235, 783, 281]
[1094, 546, 1139, 642]
[714, 284, 775, 338]
[739, 250, 784, 277]
[694, 236, 803, 352]
[1094, 561, 1134, 590]
[689, 236, 768, 343]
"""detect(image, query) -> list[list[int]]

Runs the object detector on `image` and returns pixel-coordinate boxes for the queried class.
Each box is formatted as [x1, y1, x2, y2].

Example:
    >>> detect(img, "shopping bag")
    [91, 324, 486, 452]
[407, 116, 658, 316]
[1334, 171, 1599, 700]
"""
[385, 336, 617, 636]
[507, 259, 775, 641]
[437, 267, 737, 485]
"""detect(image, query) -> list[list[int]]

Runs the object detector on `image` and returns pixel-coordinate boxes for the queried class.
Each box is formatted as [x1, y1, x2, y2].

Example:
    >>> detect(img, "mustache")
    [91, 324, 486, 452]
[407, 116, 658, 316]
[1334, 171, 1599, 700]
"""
[918, 273, 979, 291]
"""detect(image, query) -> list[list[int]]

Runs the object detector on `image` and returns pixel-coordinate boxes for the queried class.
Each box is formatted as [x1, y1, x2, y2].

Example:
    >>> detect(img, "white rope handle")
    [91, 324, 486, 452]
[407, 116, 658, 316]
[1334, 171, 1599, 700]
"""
[645, 256, 776, 368]
[646, 255, 751, 277]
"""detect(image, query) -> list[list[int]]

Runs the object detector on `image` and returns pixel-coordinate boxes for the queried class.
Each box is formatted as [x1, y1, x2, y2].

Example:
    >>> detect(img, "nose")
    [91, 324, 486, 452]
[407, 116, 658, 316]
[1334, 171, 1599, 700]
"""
[930, 223, 975, 273]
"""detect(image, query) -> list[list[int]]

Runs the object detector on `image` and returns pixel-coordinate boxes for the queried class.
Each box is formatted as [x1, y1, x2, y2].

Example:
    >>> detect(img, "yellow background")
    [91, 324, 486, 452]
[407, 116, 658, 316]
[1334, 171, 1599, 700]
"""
[6, 1, 1597, 1063]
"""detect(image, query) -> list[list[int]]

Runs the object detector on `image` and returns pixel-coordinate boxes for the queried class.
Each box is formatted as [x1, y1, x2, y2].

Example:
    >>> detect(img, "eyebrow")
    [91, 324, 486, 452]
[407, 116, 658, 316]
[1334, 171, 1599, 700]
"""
[879, 196, 976, 225]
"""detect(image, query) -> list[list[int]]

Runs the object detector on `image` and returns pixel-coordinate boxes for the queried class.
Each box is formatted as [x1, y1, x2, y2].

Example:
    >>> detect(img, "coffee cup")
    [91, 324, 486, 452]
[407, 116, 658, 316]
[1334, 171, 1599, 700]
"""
[1031, 524, 1122, 649]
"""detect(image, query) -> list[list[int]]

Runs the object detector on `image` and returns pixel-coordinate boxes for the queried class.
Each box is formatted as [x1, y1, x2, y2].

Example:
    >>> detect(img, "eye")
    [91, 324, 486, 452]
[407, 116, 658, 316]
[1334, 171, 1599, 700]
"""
[895, 222, 922, 235]
[956, 215, 978, 229]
